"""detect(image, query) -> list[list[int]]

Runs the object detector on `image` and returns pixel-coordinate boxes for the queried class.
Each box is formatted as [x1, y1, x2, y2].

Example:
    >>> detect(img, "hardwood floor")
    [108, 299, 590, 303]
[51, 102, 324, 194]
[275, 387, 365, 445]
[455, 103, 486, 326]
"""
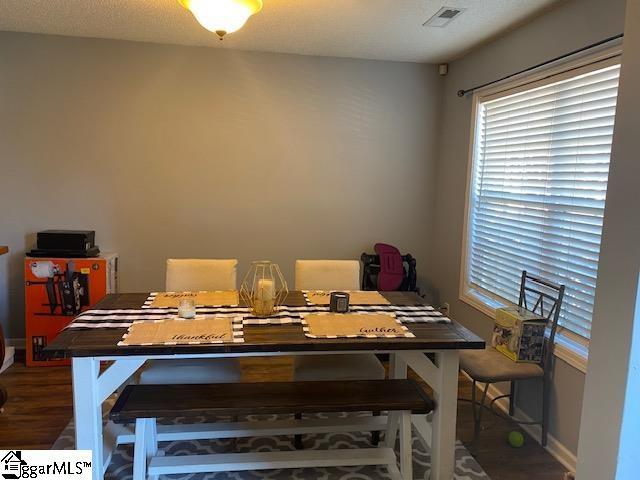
[0, 355, 567, 479]
[0, 361, 73, 449]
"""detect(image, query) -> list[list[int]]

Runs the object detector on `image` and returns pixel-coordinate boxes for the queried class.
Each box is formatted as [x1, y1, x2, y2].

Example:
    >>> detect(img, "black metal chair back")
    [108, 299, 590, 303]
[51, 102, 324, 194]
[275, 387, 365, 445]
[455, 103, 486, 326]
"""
[517, 271, 565, 367]
[360, 252, 418, 293]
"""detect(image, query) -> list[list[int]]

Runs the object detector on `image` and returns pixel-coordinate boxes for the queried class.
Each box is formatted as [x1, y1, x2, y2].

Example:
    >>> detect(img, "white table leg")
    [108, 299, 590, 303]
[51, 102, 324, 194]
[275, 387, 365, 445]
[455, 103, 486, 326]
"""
[399, 411, 413, 479]
[388, 354, 412, 477]
[387, 461, 403, 480]
[73, 356, 146, 480]
[146, 419, 158, 480]
[133, 418, 158, 480]
[133, 419, 147, 480]
[386, 353, 408, 448]
[72, 357, 103, 480]
[389, 353, 408, 380]
[385, 411, 399, 449]
[429, 351, 459, 480]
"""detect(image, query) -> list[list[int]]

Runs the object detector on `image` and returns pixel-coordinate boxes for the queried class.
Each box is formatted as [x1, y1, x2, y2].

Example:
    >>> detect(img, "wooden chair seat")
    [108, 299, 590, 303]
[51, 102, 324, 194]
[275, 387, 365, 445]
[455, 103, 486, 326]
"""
[460, 347, 543, 383]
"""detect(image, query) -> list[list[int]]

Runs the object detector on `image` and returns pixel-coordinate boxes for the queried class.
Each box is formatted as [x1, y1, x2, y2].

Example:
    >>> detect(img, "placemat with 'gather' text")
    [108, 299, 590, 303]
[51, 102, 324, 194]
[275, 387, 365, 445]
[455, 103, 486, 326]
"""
[301, 313, 415, 339]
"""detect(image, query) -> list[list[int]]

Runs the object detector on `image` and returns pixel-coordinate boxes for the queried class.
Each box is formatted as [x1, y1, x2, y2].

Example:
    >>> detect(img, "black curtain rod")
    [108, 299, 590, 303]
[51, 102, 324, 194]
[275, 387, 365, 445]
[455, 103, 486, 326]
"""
[457, 33, 624, 98]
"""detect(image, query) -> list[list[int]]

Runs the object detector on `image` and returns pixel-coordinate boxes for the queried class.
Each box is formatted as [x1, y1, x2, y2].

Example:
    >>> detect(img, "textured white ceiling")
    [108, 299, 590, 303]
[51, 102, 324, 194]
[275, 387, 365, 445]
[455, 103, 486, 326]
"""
[0, 0, 560, 63]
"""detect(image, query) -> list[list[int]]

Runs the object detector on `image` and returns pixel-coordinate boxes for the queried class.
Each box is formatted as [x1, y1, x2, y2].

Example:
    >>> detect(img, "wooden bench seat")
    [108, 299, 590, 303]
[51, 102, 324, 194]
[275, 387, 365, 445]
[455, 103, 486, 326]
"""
[109, 379, 434, 480]
[110, 379, 434, 423]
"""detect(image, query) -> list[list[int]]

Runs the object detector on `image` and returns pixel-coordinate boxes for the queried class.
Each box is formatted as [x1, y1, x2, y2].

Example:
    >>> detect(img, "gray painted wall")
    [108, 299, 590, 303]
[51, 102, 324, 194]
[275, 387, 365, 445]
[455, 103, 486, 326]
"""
[576, 1, 640, 478]
[432, 0, 627, 457]
[0, 32, 441, 339]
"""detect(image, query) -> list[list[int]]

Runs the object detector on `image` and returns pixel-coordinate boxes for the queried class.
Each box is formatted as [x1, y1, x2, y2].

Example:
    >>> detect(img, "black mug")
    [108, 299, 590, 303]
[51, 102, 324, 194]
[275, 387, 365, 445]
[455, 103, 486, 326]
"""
[329, 292, 350, 313]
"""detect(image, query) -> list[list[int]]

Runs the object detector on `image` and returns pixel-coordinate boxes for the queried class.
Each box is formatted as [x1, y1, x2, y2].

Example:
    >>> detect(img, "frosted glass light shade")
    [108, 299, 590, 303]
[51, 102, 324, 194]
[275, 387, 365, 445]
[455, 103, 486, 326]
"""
[179, 0, 263, 38]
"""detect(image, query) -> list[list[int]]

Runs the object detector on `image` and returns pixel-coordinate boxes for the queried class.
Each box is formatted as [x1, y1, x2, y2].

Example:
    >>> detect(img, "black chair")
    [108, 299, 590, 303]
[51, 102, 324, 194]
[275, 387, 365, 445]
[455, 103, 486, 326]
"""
[360, 252, 418, 293]
[459, 271, 565, 446]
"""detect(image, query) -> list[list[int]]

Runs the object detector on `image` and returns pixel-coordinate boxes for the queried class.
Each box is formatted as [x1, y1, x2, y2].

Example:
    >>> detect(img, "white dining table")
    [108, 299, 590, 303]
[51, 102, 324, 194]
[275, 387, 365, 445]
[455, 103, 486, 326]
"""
[46, 291, 485, 480]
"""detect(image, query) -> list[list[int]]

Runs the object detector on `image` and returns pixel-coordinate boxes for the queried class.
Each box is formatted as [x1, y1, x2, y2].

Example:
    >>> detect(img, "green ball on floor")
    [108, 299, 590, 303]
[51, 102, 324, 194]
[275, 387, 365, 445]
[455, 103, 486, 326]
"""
[508, 430, 525, 448]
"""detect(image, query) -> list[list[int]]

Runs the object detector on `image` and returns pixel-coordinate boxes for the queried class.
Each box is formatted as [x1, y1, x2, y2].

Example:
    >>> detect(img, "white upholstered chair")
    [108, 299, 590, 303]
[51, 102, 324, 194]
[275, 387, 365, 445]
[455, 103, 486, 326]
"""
[293, 259, 385, 448]
[294, 260, 361, 293]
[293, 260, 385, 381]
[139, 259, 242, 385]
[165, 259, 237, 292]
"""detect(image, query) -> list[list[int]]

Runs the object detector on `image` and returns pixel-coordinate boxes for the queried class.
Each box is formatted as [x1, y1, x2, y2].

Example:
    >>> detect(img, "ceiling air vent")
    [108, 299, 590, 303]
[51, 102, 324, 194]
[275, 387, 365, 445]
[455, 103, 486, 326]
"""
[423, 7, 465, 27]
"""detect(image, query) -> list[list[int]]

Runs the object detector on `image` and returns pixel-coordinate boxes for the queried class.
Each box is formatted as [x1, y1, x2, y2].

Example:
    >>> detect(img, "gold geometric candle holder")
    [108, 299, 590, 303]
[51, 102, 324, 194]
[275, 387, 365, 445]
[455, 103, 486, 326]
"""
[240, 261, 288, 317]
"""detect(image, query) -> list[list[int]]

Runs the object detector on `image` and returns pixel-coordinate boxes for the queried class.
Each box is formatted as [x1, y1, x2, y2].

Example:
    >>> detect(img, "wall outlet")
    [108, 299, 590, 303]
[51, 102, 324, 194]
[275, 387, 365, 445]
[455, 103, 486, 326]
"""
[441, 302, 450, 316]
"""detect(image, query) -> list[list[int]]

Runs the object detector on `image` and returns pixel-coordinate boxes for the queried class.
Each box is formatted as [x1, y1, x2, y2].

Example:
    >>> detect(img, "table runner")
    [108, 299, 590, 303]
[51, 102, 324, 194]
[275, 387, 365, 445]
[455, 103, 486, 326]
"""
[68, 303, 450, 330]
[69, 306, 305, 329]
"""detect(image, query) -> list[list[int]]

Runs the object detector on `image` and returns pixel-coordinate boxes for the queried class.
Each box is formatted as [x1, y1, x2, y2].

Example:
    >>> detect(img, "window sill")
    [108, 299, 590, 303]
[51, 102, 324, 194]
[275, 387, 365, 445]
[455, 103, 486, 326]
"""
[460, 288, 588, 374]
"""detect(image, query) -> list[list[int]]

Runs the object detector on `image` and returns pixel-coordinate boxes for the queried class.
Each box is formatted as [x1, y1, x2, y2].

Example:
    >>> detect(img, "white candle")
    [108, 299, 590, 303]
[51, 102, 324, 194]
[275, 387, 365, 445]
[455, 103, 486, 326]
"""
[254, 278, 275, 316]
[178, 298, 197, 319]
[256, 278, 275, 301]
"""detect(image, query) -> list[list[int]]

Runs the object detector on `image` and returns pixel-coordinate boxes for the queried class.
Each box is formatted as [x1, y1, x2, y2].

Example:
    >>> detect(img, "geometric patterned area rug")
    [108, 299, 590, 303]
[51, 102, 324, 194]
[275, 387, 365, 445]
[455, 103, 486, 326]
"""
[53, 412, 490, 480]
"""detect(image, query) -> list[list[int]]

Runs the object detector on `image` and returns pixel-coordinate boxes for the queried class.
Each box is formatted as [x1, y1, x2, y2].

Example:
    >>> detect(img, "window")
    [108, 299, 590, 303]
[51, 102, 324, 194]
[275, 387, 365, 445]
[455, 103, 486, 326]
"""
[461, 52, 621, 345]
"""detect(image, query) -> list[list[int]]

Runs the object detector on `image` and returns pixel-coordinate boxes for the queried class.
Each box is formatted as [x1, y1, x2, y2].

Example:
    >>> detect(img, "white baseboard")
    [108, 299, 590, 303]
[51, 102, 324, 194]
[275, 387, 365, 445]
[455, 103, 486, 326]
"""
[462, 372, 577, 472]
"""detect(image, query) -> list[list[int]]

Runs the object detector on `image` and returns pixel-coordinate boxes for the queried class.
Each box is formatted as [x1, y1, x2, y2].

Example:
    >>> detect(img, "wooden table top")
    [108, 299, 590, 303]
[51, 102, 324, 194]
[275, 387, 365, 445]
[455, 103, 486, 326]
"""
[45, 291, 484, 358]
[0, 246, 7, 256]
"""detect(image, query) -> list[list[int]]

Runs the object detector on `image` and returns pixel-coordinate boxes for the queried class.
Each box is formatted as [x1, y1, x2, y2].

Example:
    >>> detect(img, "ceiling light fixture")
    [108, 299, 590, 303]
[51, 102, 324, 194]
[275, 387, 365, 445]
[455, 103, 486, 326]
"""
[179, 0, 263, 39]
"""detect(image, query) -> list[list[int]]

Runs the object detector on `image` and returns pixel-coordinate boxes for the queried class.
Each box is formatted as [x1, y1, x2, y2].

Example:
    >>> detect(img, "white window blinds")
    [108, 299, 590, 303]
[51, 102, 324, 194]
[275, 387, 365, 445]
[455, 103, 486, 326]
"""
[468, 62, 620, 339]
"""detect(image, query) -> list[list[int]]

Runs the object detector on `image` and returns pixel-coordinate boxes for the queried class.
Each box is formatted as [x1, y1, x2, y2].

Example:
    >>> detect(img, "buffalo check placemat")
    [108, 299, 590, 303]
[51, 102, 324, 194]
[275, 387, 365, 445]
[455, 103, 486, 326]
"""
[143, 291, 239, 308]
[118, 316, 244, 346]
[304, 290, 391, 306]
[301, 313, 415, 339]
